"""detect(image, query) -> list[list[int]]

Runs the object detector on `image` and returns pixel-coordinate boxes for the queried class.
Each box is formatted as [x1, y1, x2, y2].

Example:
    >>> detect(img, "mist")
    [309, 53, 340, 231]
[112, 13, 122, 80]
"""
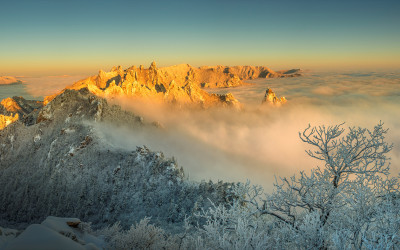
[3, 71, 399, 190]
[86, 71, 400, 190]
[23, 75, 87, 98]
[0, 75, 85, 100]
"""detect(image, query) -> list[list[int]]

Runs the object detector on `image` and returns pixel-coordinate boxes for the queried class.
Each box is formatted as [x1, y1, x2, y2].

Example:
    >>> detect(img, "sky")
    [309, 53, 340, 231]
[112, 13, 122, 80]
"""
[1, 0, 399, 76]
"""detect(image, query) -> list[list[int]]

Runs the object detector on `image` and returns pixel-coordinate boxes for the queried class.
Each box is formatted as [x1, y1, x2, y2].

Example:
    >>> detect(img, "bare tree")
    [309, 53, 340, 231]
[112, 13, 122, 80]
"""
[300, 122, 392, 188]
[260, 122, 393, 226]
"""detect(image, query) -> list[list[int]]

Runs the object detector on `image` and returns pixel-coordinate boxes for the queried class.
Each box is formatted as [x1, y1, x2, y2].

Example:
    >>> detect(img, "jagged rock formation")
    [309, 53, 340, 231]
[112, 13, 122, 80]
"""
[261, 88, 287, 106]
[0, 114, 19, 130]
[0, 76, 22, 85]
[44, 62, 241, 109]
[0, 97, 43, 129]
[44, 62, 300, 108]
[0, 88, 234, 231]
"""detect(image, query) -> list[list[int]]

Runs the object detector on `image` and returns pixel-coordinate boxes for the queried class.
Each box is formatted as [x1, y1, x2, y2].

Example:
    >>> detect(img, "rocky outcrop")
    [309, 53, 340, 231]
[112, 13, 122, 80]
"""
[45, 65, 235, 109]
[0, 97, 43, 129]
[1, 97, 43, 117]
[158, 64, 300, 88]
[45, 62, 242, 109]
[0, 76, 22, 85]
[261, 88, 287, 106]
[0, 114, 19, 130]
[44, 62, 301, 108]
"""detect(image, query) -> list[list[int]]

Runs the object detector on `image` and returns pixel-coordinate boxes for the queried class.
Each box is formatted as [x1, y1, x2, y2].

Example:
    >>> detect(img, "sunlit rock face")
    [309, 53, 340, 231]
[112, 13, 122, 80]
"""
[44, 62, 300, 108]
[0, 97, 43, 129]
[261, 88, 287, 106]
[45, 62, 241, 109]
[0, 114, 19, 130]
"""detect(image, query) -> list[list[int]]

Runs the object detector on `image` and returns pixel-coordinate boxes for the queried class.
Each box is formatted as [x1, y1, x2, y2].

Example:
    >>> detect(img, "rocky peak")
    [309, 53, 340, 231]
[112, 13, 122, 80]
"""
[1, 98, 21, 113]
[0, 114, 19, 130]
[217, 93, 241, 107]
[0, 96, 43, 129]
[45, 64, 242, 109]
[261, 88, 287, 106]
[149, 61, 157, 70]
[111, 65, 122, 72]
[44, 63, 300, 109]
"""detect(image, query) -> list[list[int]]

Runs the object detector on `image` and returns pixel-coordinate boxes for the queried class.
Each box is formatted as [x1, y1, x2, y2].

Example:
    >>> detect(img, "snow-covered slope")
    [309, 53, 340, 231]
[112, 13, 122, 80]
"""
[1, 216, 103, 250]
[0, 88, 233, 231]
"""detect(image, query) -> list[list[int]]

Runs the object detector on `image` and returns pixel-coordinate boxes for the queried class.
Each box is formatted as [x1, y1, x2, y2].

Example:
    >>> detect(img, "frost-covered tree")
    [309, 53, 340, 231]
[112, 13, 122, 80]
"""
[192, 122, 399, 249]
[263, 122, 393, 224]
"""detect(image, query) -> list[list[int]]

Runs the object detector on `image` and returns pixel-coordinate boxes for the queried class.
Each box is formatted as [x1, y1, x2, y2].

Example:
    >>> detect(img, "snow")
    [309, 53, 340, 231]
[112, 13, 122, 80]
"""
[1, 217, 104, 250]
[64, 128, 76, 133]
[3, 224, 85, 250]
[47, 138, 58, 159]
[41, 217, 81, 238]
[0, 227, 19, 249]
[33, 134, 41, 143]
[68, 146, 75, 155]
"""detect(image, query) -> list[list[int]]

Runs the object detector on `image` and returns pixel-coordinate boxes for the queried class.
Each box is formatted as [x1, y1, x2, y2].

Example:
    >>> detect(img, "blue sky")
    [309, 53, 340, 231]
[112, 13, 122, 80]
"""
[1, 0, 399, 76]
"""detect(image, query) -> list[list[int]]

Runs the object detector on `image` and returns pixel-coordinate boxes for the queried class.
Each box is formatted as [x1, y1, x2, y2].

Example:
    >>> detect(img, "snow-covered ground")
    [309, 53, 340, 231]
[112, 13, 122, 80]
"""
[1, 216, 103, 250]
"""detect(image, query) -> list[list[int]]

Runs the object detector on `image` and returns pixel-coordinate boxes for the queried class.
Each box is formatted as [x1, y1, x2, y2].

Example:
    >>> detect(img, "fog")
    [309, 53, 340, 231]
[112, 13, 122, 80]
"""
[0, 75, 84, 100]
[90, 71, 399, 190]
[2, 71, 399, 190]
[22, 75, 85, 98]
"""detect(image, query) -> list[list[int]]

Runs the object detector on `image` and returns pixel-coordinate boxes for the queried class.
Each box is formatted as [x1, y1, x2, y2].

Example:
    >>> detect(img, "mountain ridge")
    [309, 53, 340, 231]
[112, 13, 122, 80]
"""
[44, 62, 300, 107]
[0, 88, 233, 230]
[0, 97, 43, 130]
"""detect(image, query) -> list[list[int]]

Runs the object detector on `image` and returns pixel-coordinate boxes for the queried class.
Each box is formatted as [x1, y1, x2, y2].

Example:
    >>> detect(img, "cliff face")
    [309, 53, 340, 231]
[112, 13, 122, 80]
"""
[261, 88, 287, 106]
[44, 62, 300, 107]
[0, 114, 19, 130]
[45, 63, 241, 109]
[0, 97, 43, 129]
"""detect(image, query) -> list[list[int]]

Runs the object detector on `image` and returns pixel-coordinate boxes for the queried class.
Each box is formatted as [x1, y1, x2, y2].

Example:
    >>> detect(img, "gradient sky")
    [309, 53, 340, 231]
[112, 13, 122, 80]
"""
[1, 0, 399, 76]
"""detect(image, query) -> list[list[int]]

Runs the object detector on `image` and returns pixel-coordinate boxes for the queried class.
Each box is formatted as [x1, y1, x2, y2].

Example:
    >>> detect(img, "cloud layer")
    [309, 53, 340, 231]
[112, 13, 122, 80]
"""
[86, 71, 398, 190]
[3, 71, 399, 190]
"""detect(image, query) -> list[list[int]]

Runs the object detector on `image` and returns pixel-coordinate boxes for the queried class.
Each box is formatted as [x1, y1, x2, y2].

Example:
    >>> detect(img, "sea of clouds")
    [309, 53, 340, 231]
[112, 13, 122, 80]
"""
[0, 75, 84, 100]
[95, 71, 400, 190]
[1, 71, 399, 190]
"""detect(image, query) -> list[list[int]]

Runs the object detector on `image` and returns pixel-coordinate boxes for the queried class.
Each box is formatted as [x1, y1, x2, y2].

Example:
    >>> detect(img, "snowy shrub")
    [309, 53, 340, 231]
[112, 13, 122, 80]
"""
[97, 217, 177, 250]
[192, 199, 271, 249]
[0, 144, 233, 231]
